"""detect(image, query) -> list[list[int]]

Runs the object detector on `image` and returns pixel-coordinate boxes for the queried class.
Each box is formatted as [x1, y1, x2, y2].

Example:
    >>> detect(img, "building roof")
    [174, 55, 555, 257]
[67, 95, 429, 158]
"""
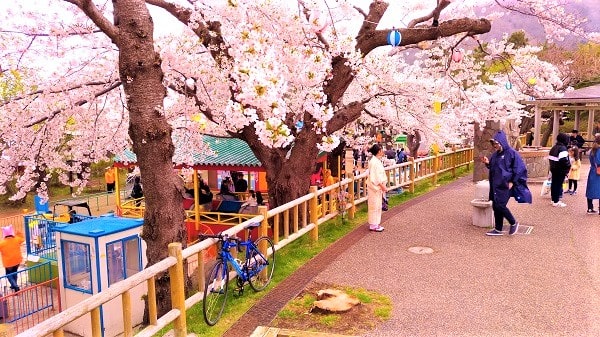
[563, 84, 600, 99]
[114, 134, 327, 171]
[520, 83, 600, 109]
[53, 216, 143, 238]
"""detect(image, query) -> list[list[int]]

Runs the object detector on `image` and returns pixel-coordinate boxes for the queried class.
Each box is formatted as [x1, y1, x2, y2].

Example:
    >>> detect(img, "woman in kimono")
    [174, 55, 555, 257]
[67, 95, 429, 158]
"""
[367, 143, 388, 232]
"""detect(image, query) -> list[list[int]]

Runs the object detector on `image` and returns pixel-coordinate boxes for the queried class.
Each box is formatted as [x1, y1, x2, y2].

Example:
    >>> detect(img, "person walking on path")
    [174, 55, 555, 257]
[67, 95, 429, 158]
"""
[585, 134, 600, 214]
[482, 130, 531, 236]
[0, 225, 24, 292]
[548, 133, 571, 207]
[566, 146, 581, 195]
[366, 143, 387, 232]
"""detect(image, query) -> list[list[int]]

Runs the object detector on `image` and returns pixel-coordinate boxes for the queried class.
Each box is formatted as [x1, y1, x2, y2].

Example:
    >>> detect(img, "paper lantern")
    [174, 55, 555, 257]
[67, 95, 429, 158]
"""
[451, 50, 463, 63]
[433, 101, 442, 114]
[505, 82, 512, 90]
[387, 30, 402, 47]
[528, 77, 536, 85]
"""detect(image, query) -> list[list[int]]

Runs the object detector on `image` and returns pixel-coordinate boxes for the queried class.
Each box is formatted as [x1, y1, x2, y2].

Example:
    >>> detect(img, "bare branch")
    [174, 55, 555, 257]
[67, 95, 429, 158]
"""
[1, 80, 120, 108]
[24, 80, 122, 127]
[407, 0, 451, 28]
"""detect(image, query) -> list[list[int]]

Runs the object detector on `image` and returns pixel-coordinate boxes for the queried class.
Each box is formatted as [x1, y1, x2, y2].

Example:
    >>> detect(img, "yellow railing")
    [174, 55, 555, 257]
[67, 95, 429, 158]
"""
[15, 147, 473, 337]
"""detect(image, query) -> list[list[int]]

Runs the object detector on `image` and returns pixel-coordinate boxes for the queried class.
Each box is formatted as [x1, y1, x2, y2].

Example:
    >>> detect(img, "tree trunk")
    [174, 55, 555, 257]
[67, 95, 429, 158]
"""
[541, 116, 554, 147]
[407, 130, 422, 158]
[114, 0, 186, 317]
[247, 133, 320, 207]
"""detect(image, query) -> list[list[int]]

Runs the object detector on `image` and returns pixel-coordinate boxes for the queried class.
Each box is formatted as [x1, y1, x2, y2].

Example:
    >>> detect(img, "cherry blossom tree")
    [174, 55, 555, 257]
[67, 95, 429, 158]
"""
[0, 0, 596, 315]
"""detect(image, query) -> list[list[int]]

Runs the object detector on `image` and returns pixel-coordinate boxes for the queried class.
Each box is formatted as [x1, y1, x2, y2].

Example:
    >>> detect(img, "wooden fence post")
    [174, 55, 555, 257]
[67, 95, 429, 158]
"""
[309, 186, 319, 242]
[168, 243, 187, 337]
[451, 145, 457, 178]
[409, 157, 415, 193]
[348, 172, 355, 219]
[433, 153, 439, 185]
[258, 206, 269, 238]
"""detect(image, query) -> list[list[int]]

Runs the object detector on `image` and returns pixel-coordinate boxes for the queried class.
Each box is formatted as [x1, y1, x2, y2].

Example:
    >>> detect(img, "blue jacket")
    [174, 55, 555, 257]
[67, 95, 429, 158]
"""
[586, 148, 600, 199]
[487, 131, 532, 204]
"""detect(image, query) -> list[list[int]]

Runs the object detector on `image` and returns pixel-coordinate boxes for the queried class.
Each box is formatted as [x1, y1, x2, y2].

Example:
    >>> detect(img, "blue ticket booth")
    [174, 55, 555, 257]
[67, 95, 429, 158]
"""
[53, 216, 146, 337]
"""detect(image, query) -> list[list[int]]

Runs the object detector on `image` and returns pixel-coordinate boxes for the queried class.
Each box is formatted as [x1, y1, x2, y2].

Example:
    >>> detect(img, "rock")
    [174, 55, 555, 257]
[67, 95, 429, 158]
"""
[311, 289, 360, 313]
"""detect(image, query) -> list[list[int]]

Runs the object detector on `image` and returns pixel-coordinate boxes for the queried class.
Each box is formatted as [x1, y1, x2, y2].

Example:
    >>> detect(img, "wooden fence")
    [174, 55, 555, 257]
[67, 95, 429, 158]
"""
[16, 147, 473, 337]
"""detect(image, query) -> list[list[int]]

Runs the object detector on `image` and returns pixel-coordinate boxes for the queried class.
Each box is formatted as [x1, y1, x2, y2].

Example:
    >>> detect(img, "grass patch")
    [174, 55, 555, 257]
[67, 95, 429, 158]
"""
[271, 283, 393, 335]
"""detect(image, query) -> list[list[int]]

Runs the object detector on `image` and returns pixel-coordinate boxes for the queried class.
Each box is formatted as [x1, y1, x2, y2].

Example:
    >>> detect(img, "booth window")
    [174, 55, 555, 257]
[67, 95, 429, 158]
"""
[107, 236, 141, 287]
[62, 240, 92, 293]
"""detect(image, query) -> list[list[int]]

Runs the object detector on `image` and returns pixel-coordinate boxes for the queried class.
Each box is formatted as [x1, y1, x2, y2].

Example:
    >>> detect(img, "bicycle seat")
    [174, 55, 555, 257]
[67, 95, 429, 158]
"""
[245, 222, 260, 229]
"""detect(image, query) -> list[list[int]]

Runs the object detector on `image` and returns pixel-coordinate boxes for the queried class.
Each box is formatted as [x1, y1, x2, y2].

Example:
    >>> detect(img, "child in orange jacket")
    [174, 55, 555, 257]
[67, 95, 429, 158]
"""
[0, 225, 24, 292]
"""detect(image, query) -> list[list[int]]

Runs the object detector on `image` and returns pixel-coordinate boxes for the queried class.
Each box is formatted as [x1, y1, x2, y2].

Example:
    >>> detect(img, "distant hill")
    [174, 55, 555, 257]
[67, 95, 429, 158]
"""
[480, 1, 600, 47]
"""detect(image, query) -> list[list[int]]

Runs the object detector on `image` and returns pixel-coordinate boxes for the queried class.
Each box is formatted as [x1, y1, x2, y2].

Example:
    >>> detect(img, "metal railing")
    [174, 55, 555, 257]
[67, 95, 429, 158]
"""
[23, 214, 94, 261]
[1, 261, 60, 334]
[16, 147, 473, 337]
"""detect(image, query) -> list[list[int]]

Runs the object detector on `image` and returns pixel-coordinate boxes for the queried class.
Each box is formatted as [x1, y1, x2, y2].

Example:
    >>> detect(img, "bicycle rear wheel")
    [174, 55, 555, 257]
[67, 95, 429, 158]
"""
[203, 260, 229, 326]
[247, 236, 275, 292]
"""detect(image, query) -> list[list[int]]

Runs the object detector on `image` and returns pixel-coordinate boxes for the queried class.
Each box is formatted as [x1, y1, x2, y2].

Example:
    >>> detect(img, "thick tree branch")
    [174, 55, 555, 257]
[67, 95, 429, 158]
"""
[64, 0, 119, 43]
[326, 101, 365, 134]
[145, 0, 229, 65]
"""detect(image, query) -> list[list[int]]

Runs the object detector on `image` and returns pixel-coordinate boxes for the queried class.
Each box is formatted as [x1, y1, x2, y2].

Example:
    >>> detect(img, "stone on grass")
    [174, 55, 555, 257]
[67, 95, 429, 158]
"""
[311, 289, 360, 313]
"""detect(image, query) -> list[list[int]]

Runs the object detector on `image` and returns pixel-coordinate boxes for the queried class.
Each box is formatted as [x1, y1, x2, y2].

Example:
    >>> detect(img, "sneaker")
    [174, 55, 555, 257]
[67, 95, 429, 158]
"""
[369, 225, 384, 232]
[552, 201, 567, 207]
[486, 229, 503, 236]
[509, 222, 519, 235]
[566, 189, 572, 194]
[571, 191, 577, 195]
[587, 209, 597, 214]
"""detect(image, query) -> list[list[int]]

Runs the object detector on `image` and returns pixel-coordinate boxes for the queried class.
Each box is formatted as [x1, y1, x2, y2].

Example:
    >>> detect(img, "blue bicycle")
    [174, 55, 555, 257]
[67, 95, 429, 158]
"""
[200, 222, 275, 326]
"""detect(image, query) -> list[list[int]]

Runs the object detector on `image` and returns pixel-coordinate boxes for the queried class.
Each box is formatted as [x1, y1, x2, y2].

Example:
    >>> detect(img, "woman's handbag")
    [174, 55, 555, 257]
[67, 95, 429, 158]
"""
[382, 195, 389, 211]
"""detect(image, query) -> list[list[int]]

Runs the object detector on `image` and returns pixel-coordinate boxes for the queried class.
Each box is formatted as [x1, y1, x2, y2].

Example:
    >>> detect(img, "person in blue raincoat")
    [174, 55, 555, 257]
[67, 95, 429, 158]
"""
[586, 134, 600, 214]
[482, 130, 532, 236]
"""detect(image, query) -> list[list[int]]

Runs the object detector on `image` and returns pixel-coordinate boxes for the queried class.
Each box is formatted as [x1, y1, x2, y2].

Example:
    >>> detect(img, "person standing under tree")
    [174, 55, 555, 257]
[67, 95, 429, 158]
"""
[0, 225, 24, 292]
[482, 130, 531, 236]
[131, 176, 144, 206]
[548, 133, 571, 207]
[366, 143, 387, 232]
[104, 167, 115, 193]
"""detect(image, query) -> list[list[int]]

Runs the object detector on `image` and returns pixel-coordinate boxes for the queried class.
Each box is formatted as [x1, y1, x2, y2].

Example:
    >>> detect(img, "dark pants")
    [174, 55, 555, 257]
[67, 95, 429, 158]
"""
[492, 200, 516, 231]
[5, 265, 19, 290]
[550, 172, 565, 203]
[568, 179, 577, 192]
[588, 198, 599, 211]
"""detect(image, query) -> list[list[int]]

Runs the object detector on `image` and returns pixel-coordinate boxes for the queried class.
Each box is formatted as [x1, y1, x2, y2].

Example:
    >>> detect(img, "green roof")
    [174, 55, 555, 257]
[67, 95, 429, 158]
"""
[115, 135, 262, 169]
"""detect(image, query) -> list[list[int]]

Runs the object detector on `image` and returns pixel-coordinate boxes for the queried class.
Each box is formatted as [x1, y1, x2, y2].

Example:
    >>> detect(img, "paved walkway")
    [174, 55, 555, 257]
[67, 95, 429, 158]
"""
[226, 163, 600, 337]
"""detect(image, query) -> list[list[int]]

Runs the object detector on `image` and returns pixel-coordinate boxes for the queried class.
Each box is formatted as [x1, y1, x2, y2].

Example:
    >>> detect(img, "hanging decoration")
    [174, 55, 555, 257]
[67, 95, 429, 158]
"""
[451, 50, 463, 63]
[528, 77, 537, 85]
[387, 29, 402, 47]
[433, 101, 442, 114]
[505, 82, 512, 90]
[295, 121, 304, 130]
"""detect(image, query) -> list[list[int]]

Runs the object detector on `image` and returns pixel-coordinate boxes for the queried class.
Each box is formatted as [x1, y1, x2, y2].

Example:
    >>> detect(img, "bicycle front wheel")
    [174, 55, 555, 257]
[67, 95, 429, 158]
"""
[247, 236, 275, 292]
[203, 260, 229, 326]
